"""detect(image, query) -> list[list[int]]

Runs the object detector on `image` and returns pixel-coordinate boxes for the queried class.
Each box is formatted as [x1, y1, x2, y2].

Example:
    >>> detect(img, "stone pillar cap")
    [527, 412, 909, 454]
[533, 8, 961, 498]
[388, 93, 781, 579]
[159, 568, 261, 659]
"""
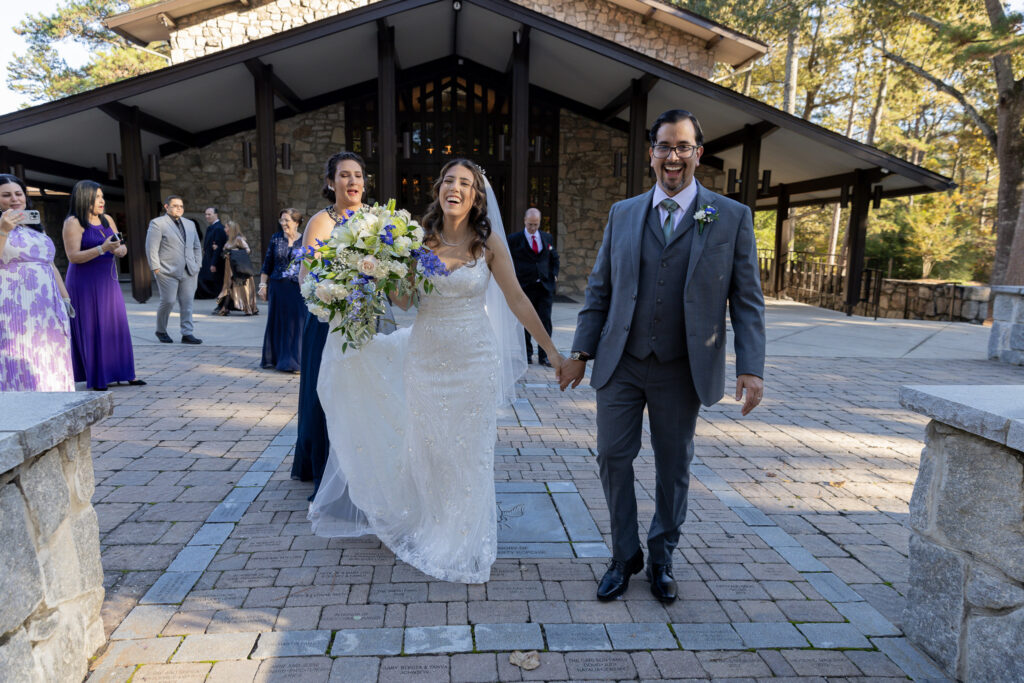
[899, 385, 1024, 451]
[0, 392, 112, 475]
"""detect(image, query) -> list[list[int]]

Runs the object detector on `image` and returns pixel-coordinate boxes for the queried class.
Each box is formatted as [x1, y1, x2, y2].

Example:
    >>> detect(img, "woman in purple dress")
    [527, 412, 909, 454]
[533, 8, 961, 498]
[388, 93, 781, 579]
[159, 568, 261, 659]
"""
[0, 174, 75, 392]
[62, 180, 143, 391]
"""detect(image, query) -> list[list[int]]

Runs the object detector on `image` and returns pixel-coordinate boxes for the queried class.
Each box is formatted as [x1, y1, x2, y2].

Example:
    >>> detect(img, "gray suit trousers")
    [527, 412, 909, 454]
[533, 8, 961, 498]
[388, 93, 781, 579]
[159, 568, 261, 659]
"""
[155, 271, 198, 336]
[596, 352, 701, 565]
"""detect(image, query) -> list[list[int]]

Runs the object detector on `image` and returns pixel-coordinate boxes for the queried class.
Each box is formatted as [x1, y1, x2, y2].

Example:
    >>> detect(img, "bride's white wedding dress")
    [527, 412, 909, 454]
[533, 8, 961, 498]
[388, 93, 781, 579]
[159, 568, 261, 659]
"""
[309, 259, 501, 583]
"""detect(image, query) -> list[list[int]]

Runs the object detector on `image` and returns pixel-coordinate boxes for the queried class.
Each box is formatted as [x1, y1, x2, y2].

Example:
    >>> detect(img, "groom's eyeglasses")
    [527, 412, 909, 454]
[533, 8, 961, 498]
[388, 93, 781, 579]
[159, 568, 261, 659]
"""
[651, 144, 700, 159]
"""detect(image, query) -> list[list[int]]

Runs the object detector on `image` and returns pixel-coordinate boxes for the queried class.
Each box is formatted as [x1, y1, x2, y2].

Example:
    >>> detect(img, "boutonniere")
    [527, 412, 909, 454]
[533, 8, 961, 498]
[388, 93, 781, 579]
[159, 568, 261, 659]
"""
[693, 204, 718, 235]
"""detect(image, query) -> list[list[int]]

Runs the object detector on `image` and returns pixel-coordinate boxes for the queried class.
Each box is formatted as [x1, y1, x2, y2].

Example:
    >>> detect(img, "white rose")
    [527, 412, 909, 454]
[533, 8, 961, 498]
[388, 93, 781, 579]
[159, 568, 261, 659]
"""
[411, 226, 425, 241]
[394, 235, 412, 253]
[316, 283, 336, 303]
[358, 254, 379, 275]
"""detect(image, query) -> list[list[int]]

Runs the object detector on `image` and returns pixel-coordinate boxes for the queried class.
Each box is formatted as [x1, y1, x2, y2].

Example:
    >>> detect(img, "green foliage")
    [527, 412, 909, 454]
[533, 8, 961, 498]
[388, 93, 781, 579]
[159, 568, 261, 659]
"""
[7, 0, 167, 104]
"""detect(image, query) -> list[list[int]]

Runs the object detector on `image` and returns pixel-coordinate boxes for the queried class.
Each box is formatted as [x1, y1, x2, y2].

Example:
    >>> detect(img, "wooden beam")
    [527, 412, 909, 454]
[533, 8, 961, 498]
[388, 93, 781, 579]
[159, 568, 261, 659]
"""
[377, 21, 398, 202]
[701, 120, 777, 156]
[738, 124, 761, 212]
[759, 168, 885, 199]
[599, 73, 657, 123]
[844, 168, 872, 314]
[4, 148, 110, 185]
[245, 59, 302, 113]
[100, 102, 199, 148]
[251, 60, 279, 258]
[509, 27, 530, 232]
[772, 186, 789, 296]
[626, 77, 649, 197]
[117, 108, 152, 303]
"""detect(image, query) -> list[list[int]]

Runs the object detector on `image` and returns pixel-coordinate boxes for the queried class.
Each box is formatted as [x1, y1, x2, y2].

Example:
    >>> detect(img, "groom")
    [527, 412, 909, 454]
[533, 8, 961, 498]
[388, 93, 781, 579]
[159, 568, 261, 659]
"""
[558, 109, 766, 603]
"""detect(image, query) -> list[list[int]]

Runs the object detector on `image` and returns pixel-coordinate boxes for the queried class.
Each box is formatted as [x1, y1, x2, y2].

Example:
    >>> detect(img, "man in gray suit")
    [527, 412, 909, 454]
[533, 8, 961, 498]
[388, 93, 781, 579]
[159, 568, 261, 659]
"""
[558, 109, 765, 603]
[146, 195, 203, 344]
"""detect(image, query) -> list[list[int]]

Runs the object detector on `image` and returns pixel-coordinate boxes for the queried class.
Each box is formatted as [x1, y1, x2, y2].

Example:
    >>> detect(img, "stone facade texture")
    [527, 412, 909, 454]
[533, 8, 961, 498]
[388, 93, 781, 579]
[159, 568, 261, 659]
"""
[168, 0, 715, 80]
[903, 420, 1024, 682]
[160, 104, 346, 257]
[0, 393, 112, 683]
[989, 285, 1024, 364]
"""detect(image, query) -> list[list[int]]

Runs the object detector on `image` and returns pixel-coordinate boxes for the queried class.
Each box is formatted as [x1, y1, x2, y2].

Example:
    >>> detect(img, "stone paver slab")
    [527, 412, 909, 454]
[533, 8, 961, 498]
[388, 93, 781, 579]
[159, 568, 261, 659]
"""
[252, 630, 331, 658]
[673, 622, 745, 650]
[544, 623, 611, 651]
[604, 622, 678, 649]
[733, 621, 809, 648]
[835, 600, 901, 636]
[253, 656, 332, 682]
[132, 662, 210, 682]
[474, 623, 544, 651]
[330, 627, 403, 656]
[802, 571, 864, 602]
[377, 655, 449, 683]
[110, 605, 178, 640]
[172, 632, 259, 662]
[797, 621, 872, 648]
[404, 625, 473, 654]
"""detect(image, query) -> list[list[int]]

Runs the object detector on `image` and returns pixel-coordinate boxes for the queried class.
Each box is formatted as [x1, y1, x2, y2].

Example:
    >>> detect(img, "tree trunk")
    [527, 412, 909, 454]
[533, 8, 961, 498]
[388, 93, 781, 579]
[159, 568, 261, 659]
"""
[922, 257, 934, 279]
[783, 28, 799, 115]
[828, 204, 843, 266]
[991, 86, 1024, 284]
[866, 64, 888, 146]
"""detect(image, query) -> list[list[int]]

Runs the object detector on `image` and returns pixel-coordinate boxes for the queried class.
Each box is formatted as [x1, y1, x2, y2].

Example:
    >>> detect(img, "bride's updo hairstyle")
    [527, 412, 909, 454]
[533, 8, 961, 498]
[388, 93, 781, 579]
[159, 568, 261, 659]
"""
[421, 158, 491, 257]
[322, 151, 366, 202]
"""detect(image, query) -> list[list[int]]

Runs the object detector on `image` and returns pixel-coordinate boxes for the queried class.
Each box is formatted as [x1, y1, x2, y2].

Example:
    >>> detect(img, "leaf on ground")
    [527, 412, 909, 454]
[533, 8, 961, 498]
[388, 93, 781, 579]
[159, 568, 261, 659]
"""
[829, 480, 846, 487]
[765, 472, 777, 477]
[509, 650, 541, 670]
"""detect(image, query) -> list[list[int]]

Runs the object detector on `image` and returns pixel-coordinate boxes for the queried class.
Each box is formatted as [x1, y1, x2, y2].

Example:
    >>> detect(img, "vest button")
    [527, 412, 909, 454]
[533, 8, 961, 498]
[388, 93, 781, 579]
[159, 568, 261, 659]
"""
[651, 336, 657, 341]
[658, 280, 665, 285]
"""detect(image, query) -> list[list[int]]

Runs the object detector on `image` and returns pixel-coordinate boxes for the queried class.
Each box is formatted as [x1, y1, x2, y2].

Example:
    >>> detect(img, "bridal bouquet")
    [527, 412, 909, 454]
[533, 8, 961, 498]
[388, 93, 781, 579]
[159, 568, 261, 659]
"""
[300, 200, 447, 350]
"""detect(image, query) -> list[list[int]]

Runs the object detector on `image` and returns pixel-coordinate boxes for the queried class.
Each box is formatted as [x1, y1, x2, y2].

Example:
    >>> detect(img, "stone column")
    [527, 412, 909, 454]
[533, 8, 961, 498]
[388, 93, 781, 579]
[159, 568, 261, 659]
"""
[899, 385, 1024, 682]
[989, 285, 1024, 364]
[0, 392, 113, 682]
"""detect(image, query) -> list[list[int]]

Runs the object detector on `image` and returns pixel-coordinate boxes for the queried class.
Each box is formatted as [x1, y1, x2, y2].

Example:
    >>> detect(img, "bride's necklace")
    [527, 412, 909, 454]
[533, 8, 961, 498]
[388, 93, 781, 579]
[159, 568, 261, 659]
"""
[439, 229, 470, 247]
[326, 204, 358, 223]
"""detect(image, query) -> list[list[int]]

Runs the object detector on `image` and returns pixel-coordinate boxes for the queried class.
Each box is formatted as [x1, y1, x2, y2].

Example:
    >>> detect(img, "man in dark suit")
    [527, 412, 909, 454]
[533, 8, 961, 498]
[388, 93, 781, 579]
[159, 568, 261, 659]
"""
[197, 206, 227, 299]
[509, 208, 559, 366]
[559, 109, 766, 603]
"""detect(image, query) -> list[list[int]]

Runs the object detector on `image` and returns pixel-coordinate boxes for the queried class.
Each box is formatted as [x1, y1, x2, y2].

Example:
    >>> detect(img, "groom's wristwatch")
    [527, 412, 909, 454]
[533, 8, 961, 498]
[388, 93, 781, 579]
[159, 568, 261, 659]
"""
[569, 351, 591, 362]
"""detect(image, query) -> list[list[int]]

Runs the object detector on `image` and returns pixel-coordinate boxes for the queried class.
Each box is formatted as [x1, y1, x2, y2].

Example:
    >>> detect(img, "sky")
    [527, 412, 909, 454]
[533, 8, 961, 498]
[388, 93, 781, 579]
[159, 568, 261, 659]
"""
[0, 0, 1022, 116]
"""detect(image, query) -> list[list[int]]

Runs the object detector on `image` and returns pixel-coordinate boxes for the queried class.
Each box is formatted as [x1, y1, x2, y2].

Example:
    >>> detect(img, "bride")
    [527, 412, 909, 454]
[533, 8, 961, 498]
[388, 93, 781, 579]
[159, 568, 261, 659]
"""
[309, 159, 563, 583]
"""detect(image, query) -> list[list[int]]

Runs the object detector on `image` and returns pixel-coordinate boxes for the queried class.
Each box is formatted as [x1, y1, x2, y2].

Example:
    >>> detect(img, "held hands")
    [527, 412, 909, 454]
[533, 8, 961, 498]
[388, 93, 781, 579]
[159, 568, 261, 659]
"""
[735, 374, 764, 416]
[558, 358, 586, 391]
[100, 234, 119, 254]
[114, 242, 128, 258]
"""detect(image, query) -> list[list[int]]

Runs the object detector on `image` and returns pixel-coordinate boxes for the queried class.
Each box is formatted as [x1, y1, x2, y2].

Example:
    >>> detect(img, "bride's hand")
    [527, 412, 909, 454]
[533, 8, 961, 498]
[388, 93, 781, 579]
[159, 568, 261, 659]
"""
[547, 351, 565, 376]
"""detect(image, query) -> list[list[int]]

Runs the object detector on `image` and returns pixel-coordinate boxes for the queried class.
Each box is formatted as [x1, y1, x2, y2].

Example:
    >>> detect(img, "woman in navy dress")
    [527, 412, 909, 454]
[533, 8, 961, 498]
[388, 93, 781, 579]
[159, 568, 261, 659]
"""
[259, 208, 304, 372]
[62, 180, 142, 390]
[292, 152, 367, 496]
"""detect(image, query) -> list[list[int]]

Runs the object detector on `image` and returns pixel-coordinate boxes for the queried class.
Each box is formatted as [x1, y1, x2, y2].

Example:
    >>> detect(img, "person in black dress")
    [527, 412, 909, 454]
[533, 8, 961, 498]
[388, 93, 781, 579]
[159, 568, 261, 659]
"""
[508, 207, 559, 366]
[292, 152, 368, 497]
[259, 208, 304, 372]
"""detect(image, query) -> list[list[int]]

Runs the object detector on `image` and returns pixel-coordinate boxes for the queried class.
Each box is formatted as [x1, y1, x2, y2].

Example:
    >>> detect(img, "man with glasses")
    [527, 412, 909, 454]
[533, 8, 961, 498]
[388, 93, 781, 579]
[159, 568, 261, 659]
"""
[559, 109, 765, 603]
[146, 195, 203, 344]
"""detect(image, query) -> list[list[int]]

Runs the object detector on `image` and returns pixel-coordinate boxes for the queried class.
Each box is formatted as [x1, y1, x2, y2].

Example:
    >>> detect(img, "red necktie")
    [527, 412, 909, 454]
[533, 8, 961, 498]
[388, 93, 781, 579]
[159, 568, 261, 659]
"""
[531, 234, 540, 254]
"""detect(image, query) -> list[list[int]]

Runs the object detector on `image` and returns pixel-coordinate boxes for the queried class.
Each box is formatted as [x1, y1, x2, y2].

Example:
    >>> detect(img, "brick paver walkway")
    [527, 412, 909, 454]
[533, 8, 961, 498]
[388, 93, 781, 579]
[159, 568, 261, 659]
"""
[83, 304, 1013, 682]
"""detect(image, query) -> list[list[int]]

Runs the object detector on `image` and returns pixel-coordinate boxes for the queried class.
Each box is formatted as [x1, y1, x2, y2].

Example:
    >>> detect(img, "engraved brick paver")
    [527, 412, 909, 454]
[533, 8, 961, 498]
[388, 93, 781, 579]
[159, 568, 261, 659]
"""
[87, 302, 1004, 680]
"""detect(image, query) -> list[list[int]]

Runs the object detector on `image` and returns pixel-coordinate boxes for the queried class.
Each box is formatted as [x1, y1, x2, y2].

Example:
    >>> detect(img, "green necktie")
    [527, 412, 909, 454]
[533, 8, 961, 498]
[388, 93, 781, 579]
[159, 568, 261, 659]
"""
[659, 198, 679, 242]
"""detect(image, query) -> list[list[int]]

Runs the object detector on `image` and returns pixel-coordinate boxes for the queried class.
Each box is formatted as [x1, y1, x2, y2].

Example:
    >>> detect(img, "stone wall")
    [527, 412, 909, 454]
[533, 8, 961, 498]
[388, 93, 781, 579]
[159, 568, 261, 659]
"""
[877, 280, 990, 324]
[160, 105, 346, 256]
[899, 386, 1024, 682]
[989, 285, 1024, 365]
[168, 0, 715, 78]
[0, 392, 113, 682]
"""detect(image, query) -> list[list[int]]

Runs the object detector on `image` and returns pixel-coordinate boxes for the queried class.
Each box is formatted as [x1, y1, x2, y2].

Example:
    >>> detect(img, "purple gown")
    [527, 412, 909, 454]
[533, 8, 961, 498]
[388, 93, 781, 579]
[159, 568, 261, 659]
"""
[66, 223, 137, 388]
[0, 226, 74, 391]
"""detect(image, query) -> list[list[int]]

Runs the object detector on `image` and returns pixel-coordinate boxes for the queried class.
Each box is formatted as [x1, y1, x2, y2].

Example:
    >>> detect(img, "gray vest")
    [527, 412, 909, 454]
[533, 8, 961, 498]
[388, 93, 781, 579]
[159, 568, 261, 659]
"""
[624, 198, 696, 362]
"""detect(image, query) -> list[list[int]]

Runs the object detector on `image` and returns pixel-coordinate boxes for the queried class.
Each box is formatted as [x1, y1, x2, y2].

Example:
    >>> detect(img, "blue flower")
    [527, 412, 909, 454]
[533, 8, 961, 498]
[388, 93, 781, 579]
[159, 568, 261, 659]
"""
[416, 250, 449, 277]
[381, 226, 395, 246]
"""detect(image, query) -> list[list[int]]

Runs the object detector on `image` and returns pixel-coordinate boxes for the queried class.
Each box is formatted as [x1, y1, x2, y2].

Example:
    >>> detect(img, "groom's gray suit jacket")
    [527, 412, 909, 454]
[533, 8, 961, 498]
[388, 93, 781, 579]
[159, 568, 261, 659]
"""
[572, 182, 766, 405]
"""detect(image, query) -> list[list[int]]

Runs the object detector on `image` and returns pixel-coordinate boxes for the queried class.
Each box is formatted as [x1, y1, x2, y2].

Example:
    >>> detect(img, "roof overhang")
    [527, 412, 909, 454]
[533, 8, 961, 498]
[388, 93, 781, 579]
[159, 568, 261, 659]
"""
[105, 0, 239, 45]
[3, 0, 951, 207]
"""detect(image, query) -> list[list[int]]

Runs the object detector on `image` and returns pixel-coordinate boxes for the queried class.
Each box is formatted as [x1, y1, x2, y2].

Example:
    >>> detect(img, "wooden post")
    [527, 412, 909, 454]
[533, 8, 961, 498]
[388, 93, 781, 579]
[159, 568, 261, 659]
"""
[773, 186, 789, 297]
[377, 21, 397, 202]
[845, 169, 872, 315]
[118, 108, 151, 303]
[626, 78, 648, 197]
[739, 124, 761, 213]
[253, 61, 278, 258]
[509, 27, 530, 233]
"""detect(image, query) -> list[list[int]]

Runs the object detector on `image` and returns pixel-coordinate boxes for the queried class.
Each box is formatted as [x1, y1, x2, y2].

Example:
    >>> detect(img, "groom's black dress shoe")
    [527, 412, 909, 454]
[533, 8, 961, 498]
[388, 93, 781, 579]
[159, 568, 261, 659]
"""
[181, 335, 203, 345]
[597, 548, 643, 601]
[155, 331, 173, 343]
[647, 563, 678, 603]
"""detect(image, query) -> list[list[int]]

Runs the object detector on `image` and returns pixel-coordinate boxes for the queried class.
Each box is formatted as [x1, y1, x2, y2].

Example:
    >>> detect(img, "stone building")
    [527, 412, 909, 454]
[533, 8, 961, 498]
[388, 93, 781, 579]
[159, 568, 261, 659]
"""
[0, 0, 950, 304]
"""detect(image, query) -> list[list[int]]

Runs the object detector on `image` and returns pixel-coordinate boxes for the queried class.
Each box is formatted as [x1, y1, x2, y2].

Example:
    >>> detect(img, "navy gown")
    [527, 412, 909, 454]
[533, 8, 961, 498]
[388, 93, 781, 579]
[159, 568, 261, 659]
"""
[260, 231, 304, 372]
[293, 312, 329, 487]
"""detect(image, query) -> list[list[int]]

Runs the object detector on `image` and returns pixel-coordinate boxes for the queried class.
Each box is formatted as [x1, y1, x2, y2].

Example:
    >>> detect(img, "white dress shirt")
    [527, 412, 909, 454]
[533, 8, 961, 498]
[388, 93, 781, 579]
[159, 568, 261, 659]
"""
[652, 180, 698, 234]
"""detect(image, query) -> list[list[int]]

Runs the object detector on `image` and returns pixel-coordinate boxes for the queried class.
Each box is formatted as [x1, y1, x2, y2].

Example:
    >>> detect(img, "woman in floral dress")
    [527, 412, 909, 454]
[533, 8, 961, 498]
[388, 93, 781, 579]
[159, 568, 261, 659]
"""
[0, 174, 75, 391]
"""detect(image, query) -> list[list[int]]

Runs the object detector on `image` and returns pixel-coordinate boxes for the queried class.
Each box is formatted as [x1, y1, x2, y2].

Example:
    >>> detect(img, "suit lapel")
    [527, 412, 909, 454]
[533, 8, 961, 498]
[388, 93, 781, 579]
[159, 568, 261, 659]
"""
[628, 189, 657, 279]
[685, 182, 717, 287]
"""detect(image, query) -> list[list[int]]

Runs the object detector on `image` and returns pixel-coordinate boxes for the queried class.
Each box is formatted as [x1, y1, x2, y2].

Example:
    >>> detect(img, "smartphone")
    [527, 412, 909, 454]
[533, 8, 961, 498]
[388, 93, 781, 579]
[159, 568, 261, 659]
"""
[22, 210, 40, 225]
[115, 232, 124, 243]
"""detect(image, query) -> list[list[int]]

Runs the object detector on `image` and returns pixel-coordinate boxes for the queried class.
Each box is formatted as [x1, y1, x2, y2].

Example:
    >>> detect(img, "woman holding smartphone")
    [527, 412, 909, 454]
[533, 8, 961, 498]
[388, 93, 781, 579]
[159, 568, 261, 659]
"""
[63, 180, 143, 391]
[0, 173, 75, 392]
